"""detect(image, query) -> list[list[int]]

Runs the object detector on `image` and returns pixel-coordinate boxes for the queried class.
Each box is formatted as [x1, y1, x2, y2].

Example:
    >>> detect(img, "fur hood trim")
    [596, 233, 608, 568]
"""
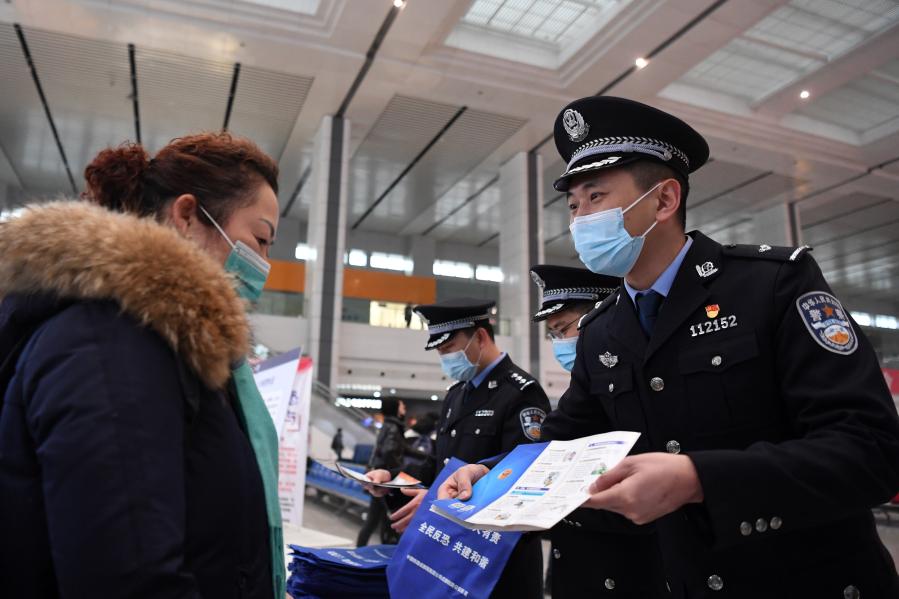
[0, 201, 250, 389]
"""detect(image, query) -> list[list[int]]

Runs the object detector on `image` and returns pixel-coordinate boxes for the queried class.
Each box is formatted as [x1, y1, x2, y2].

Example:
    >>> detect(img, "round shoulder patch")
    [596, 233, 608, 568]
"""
[519, 407, 546, 441]
[796, 291, 857, 355]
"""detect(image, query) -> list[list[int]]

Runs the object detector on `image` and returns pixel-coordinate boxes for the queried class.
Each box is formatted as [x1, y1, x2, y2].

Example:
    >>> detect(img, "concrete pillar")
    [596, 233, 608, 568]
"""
[498, 151, 544, 378]
[269, 216, 303, 262]
[304, 116, 350, 390]
[409, 236, 436, 278]
[751, 201, 798, 247]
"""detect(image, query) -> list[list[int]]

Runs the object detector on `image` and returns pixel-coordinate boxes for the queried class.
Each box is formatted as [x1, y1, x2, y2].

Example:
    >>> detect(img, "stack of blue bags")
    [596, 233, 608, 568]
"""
[287, 544, 395, 598]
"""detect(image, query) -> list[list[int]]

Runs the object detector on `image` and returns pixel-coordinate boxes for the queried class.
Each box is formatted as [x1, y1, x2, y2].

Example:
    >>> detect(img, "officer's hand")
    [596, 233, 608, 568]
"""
[437, 464, 491, 500]
[582, 453, 704, 525]
[362, 469, 392, 498]
[389, 488, 427, 533]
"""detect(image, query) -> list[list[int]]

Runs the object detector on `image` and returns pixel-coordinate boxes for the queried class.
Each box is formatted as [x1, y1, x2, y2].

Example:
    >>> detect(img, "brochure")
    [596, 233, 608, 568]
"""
[430, 431, 640, 532]
[334, 461, 428, 489]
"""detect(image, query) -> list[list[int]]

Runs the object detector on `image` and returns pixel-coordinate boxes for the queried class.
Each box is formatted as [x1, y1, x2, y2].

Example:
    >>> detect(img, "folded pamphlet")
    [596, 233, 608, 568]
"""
[430, 431, 639, 532]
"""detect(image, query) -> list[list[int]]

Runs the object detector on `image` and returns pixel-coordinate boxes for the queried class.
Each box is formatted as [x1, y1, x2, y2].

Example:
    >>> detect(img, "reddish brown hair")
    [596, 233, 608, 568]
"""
[83, 131, 279, 226]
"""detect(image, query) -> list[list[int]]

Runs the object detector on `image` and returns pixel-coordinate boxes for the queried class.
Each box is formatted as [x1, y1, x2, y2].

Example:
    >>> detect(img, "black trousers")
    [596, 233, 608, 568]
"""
[356, 497, 388, 547]
[491, 533, 543, 598]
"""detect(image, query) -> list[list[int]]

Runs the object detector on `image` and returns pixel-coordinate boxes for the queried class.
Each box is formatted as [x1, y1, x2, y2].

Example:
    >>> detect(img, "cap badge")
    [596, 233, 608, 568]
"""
[759, 244, 772, 253]
[599, 352, 618, 368]
[695, 261, 718, 278]
[530, 270, 545, 289]
[562, 108, 590, 142]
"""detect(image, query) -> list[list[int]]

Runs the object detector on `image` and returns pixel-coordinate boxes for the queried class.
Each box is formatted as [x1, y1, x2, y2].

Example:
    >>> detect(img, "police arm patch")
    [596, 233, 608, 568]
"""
[796, 291, 858, 355]
[519, 407, 546, 441]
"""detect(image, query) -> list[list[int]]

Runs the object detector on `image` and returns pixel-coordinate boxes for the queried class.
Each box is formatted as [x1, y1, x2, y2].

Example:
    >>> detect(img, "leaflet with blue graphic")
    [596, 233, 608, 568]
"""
[431, 431, 640, 532]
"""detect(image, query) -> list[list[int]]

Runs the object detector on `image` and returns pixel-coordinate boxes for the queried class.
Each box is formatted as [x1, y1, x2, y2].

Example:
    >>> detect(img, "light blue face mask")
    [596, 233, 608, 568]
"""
[199, 205, 271, 302]
[569, 182, 663, 277]
[552, 337, 578, 372]
[439, 333, 482, 382]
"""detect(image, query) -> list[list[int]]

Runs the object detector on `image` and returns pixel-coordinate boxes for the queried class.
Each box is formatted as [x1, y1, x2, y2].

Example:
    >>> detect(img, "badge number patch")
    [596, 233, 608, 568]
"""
[520, 408, 546, 441]
[690, 315, 737, 337]
[797, 291, 857, 355]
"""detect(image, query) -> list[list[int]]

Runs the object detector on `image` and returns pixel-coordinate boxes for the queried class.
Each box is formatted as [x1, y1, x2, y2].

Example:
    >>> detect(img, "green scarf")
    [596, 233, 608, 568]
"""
[232, 361, 285, 599]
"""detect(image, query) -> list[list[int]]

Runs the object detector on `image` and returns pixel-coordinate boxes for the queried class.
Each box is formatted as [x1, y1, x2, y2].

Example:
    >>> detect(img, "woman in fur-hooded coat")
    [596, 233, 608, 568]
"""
[0, 133, 282, 599]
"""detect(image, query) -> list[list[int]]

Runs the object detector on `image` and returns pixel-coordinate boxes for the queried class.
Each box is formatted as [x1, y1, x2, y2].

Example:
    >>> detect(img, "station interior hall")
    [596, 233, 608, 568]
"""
[2, 0, 899, 592]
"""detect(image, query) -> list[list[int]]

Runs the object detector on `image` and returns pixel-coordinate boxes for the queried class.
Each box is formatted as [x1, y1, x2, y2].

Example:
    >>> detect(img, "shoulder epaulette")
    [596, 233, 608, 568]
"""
[507, 369, 537, 392]
[722, 243, 812, 262]
[578, 292, 618, 330]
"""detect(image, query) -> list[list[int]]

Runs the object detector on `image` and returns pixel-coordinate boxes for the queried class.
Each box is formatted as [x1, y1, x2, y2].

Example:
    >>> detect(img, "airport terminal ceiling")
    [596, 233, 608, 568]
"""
[1, 0, 898, 364]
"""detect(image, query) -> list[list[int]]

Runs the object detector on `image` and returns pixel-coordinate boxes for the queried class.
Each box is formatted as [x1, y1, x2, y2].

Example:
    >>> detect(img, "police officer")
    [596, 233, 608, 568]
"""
[529, 264, 668, 598]
[367, 298, 551, 598]
[443, 96, 899, 598]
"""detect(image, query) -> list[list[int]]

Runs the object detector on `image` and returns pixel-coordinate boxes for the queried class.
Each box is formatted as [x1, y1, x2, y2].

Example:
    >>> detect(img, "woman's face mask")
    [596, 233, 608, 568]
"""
[199, 205, 271, 302]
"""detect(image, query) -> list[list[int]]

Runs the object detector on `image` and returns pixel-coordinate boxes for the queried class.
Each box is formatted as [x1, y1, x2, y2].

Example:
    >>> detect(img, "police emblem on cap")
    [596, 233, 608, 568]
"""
[530, 270, 545, 289]
[562, 108, 589, 142]
[520, 407, 546, 441]
[797, 292, 858, 355]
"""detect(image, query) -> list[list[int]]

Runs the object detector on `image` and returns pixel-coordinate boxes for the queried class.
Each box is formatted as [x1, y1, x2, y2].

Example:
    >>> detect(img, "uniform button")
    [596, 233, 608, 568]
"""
[707, 575, 723, 591]
[609, 382, 615, 393]
[740, 521, 752, 536]
[451, 429, 457, 438]
[604, 578, 615, 590]
[475, 428, 480, 435]
[574, 521, 582, 528]
[443, 458, 449, 465]
[770, 516, 782, 530]
[711, 355, 722, 367]
[665, 440, 681, 454]
[843, 585, 860, 599]
[650, 377, 664, 392]
[755, 518, 768, 533]
[553, 548, 561, 560]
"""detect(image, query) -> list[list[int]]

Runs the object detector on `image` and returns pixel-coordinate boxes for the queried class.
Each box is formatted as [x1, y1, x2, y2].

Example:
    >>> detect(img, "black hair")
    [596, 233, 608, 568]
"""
[621, 160, 688, 228]
[459, 321, 495, 343]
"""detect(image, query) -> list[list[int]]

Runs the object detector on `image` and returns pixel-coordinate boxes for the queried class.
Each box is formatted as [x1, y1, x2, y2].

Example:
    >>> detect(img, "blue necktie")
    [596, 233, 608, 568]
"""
[636, 290, 663, 337]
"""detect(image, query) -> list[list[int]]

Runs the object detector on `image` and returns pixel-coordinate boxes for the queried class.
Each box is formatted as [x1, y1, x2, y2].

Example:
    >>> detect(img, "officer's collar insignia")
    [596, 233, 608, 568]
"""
[488, 380, 498, 389]
[562, 108, 589, 142]
[759, 244, 772, 253]
[705, 304, 720, 318]
[796, 291, 858, 356]
[599, 352, 618, 368]
[695, 261, 718, 278]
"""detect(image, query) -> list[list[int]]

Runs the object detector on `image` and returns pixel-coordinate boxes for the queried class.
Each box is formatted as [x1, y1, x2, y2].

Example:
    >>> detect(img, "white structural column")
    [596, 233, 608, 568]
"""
[409, 236, 436, 278]
[499, 151, 545, 378]
[304, 115, 350, 389]
[752, 201, 800, 247]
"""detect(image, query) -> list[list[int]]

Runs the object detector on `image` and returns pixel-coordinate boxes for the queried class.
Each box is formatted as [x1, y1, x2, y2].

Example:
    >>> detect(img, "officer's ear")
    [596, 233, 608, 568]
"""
[654, 178, 682, 225]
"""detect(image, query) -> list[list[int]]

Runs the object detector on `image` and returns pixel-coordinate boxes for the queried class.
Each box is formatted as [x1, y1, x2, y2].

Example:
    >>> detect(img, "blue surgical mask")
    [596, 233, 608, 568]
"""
[199, 205, 271, 302]
[439, 333, 482, 382]
[552, 337, 578, 372]
[569, 182, 663, 277]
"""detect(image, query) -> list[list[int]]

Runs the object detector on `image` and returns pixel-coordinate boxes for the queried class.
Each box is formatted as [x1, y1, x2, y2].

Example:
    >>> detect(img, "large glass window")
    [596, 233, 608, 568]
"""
[433, 260, 474, 279]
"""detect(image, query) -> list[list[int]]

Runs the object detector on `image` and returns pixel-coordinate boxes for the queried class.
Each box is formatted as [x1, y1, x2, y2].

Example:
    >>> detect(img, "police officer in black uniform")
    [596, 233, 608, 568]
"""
[442, 96, 899, 598]
[531, 264, 668, 598]
[560, 96, 899, 598]
[367, 298, 551, 598]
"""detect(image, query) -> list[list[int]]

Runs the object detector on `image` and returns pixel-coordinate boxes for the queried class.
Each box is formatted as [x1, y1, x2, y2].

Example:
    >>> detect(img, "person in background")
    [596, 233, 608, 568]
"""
[367, 299, 551, 598]
[531, 264, 669, 598]
[331, 427, 345, 460]
[357, 398, 408, 547]
[401, 412, 438, 482]
[404, 303, 413, 328]
[0, 133, 284, 599]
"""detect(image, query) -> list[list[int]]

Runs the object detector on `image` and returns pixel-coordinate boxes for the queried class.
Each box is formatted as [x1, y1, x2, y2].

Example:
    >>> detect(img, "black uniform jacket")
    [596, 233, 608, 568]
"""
[544, 389, 668, 598]
[558, 231, 899, 599]
[425, 355, 551, 599]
